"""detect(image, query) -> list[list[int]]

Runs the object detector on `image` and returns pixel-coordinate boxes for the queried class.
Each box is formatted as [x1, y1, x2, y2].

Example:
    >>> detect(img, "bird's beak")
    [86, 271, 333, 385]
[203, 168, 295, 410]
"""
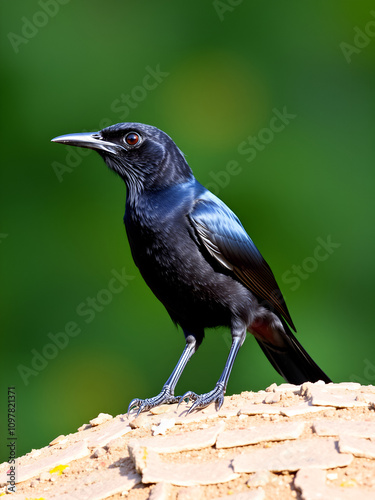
[51, 132, 122, 155]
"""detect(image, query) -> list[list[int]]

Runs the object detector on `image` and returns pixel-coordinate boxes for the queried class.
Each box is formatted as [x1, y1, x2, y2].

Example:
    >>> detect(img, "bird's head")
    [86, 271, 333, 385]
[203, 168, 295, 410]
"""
[52, 122, 192, 197]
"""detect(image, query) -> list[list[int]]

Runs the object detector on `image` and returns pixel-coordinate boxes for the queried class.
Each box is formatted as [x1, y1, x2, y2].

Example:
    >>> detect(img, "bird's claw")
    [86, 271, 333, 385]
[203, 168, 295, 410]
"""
[177, 391, 199, 409]
[178, 384, 225, 414]
[127, 398, 145, 416]
[127, 388, 180, 416]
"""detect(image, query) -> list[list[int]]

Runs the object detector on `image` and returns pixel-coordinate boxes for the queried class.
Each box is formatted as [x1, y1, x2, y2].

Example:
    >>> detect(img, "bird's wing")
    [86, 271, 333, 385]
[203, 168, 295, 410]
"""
[188, 190, 295, 330]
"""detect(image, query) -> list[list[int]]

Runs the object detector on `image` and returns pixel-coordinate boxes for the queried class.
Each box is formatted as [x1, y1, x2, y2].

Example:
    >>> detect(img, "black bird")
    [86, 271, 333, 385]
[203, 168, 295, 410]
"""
[52, 123, 331, 413]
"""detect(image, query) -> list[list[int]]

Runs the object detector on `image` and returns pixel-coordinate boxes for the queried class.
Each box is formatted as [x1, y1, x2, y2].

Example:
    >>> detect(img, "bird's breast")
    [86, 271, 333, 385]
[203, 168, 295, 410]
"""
[124, 206, 195, 283]
[123, 188, 253, 329]
[124, 184, 196, 273]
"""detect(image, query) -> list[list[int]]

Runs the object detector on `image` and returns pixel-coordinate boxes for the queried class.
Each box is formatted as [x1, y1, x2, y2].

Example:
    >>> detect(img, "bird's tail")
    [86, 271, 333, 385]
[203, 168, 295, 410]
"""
[254, 321, 331, 385]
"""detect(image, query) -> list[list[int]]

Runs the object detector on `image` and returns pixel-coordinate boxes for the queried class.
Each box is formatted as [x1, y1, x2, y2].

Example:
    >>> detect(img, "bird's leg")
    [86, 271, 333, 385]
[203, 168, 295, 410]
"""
[180, 327, 246, 413]
[128, 335, 197, 415]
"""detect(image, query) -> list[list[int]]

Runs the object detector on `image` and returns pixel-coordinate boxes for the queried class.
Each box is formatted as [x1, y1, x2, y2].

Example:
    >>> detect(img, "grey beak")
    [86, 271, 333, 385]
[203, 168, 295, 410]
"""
[51, 132, 122, 155]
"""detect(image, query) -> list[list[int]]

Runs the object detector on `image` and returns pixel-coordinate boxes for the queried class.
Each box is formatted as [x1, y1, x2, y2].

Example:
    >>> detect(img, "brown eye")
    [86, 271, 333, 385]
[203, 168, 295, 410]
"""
[125, 132, 140, 146]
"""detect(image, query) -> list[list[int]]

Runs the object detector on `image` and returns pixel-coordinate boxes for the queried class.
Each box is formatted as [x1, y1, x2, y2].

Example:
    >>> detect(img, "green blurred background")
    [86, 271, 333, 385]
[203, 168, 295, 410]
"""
[1, 1, 375, 461]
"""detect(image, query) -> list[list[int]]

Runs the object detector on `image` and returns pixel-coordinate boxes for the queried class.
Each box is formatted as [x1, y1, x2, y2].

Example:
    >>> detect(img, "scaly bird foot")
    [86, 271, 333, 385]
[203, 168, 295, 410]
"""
[127, 387, 180, 416]
[179, 383, 225, 414]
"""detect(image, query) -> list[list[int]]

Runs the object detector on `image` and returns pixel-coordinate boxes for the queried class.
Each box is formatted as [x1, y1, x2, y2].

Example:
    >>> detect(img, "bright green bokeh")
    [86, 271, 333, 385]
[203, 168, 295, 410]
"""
[1, 1, 375, 460]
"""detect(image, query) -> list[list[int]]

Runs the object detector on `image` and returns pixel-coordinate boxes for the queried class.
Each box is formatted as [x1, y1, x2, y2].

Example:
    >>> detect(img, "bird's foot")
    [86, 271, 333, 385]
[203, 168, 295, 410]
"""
[179, 383, 225, 414]
[127, 386, 180, 416]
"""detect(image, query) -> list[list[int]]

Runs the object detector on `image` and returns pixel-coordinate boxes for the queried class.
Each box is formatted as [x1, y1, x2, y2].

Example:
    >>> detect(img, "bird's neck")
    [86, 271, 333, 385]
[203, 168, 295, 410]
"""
[145, 151, 193, 190]
[125, 177, 196, 218]
[125, 155, 194, 208]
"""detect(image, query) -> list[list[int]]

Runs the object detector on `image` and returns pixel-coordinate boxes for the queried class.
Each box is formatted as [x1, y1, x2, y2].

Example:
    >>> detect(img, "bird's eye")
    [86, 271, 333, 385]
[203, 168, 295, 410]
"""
[124, 132, 140, 146]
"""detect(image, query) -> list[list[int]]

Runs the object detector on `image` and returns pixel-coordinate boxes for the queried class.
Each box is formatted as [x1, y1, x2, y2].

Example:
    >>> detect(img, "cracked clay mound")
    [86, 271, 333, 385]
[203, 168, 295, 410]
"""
[1, 381, 375, 500]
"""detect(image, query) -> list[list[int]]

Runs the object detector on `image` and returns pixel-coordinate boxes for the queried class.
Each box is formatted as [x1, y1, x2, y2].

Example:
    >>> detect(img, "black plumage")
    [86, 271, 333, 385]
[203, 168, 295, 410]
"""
[52, 122, 331, 413]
